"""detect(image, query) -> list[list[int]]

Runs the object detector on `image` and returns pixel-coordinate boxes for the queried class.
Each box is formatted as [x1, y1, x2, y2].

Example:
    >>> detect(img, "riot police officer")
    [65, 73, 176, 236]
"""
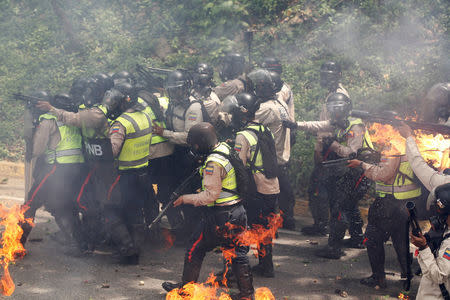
[412, 183, 450, 299]
[152, 70, 205, 239]
[191, 62, 221, 125]
[107, 85, 153, 264]
[214, 53, 246, 101]
[162, 123, 254, 300]
[22, 94, 86, 252]
[302, 61, 350, 236]
[223, 92, 280, 277]
[348, 141, 422, 289]
[289, 93, 374, 258]
[247, 69, 296, 230]
[421, 82, 449, 125]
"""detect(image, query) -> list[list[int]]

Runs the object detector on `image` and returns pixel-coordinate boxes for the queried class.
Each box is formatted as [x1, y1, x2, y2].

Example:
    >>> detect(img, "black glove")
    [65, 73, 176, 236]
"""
[282, 120, 298, 129]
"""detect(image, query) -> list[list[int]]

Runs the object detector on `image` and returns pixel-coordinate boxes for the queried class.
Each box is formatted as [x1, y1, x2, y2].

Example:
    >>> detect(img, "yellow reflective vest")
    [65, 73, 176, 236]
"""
[115, 110, 152, 170]
[137, 97, 168, 145]
[201, 142, 240, 207]
[38, 114, 84, 164]
[336, 117, 374, 150]
[236, 124, 271, 174]
[376, 155, 422, 200]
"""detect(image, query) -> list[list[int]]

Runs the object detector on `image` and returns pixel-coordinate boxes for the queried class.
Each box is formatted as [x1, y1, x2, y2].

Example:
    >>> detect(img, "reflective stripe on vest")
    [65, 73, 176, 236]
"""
[39, 113, 84, 164]
[337, 117, 374, 149]
[137, 97, 168, 145]
[376, 156, 422, 200]
[200, 143, 240, 207]
[237, 125, 265, 174]
[115, 111, 152, 170]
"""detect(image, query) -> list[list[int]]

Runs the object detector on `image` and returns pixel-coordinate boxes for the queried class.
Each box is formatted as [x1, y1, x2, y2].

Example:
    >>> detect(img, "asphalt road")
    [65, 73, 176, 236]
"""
[0, 177, 421, 300]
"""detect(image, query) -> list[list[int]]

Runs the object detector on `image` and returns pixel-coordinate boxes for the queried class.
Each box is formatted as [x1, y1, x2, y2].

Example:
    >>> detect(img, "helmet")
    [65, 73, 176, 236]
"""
[326, 92, 352, 122]
[222, 93, 259, 130]
[51, 93, 77, 112]
[93, 73, 114, 92]
[102, 88, 127, 120]
[320, 61, 341, 89]
[187, 122, 218, 155]
[427, 183, 450, 213]
[193, 63, 213, 87]
[112, 71, 136, 86]
[261, 57, 282, 75]
[69, 78, 89, 105]
[165, 70, 192, 102]
[82, 77, 110, 108]
[269, 70, 283, 93]
[247, 69, 276, 100]
[219, 53, 245, 81]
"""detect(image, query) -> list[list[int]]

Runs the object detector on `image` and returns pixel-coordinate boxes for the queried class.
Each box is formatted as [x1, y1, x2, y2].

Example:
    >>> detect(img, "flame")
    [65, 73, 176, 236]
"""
[166, 214, 281, 299]
[0, 204, 33, 296]
[161, 228, 175, 250]
[368, 123, 450, 170]
[398, 292, 410, 299]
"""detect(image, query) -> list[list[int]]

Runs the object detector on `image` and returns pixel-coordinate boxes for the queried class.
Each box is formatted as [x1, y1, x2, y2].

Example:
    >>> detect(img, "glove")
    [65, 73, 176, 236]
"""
[282, 120, 298, 129]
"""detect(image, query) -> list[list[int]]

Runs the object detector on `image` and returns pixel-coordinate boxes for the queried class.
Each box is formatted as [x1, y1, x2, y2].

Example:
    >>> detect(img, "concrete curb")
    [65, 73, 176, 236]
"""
[0, 161, 24, 178]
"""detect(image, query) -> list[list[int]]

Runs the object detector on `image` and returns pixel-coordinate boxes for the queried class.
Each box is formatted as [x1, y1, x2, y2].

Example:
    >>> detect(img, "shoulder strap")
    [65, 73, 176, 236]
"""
[245, 127, 262, 170]
[186, 100, 211, 123]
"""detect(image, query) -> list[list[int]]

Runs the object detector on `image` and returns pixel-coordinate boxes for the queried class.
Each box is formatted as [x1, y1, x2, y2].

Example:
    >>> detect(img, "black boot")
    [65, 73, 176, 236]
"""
[232, 263, 254, 300]
[162, 256, 203, 293]
[109, 221, 138, 264]
[360, 274, 386, 289]
[252, 244, 274, 278]
[301, 223, 329, 236]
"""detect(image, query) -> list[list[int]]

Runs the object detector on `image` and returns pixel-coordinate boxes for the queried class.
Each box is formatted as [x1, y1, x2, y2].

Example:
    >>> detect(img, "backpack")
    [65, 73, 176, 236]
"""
[212, 146, 256, 205]
[137, 90, 165, 121]
[246, 125, 279, 179]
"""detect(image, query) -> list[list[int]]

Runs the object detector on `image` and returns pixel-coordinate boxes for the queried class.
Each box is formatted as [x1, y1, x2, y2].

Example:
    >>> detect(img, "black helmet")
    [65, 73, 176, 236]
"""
[93, 73, 114, 92]
[247, 69, 276, 100]
[51, 93, 77, 112]
[187, 122, 218, 155]
[261, 57, 282, 75]
[326, 92, 352, 122]
[222, 93, 259, 130]
[31, 90, 51, 102]
[427, 183, 450, 214]
[193, 63, 214, 87]
[269, 70, 283, 93]
[82, 77, 109, 108]
[112, 71, 136, 86]
[101, 88, 127, 120]
[165, 70, 191, 102]
[219, 53, 245, 81]
[320, 61, 341, 89]
[69, 78, 89, 106]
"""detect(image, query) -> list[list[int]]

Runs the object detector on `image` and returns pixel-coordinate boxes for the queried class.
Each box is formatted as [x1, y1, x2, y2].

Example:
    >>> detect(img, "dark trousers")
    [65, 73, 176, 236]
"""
[23, 163, 85, 248]
[307, 166, 335, 228]
[148, 155, 183, 228]
[328, 168, 369, 247]
[181, 204, 253, 297]
[364, 195, 412, 280]
[277, 164, 295, 227]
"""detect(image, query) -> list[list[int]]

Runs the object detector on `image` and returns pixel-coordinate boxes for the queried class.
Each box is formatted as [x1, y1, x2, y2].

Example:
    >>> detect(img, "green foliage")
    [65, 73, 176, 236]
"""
[0, 0, 447, 195]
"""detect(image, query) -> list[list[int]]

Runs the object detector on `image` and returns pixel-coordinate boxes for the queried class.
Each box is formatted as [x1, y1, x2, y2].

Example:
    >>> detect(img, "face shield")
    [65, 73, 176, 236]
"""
[327, 100, 350, 122]
[102, 89, 125, 120]
[166, 81, 188, 103]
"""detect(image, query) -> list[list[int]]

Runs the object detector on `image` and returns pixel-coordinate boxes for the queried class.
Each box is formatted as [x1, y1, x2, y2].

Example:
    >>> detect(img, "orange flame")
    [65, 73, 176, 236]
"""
[0, 204, 33, 296]
[161, 228, 175, 250]
[368, 123, 450, 170]
[398, 292, 410, 299]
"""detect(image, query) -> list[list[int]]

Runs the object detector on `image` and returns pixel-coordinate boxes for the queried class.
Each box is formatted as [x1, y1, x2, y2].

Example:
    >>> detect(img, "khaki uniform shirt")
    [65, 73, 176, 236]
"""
[182, 161, 226, 207]
[161, 101, 203, 145]
[235, 132, 280, 195]
[213, 77, 245, 101]
[191, 89, 221, 125]
[277, 83, 295, 121]
[149, 141, 175, 160]
[405, 136, 450, 191]
[50, 107, 109, 138]
[416, 228, 450, 300]
[315, 84, 349, 156]
[255, 99, 291, 165]
[32, 119, 60, 159]
[296, 120, 365, 158]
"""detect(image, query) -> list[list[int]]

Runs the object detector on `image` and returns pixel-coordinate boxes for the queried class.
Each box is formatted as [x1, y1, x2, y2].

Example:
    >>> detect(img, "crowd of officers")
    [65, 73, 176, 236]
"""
[19, 51, 450, 299]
